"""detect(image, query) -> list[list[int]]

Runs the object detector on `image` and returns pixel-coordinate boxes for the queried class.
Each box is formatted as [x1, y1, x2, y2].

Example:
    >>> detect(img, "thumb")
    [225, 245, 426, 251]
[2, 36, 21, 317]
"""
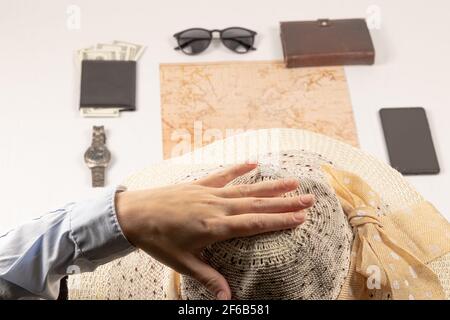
[186, 254, 231, 300]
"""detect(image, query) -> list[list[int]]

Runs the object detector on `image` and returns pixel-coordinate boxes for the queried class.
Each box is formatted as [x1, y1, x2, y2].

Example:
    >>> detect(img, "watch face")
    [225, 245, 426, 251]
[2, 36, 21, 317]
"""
[84, 146, 111, 166]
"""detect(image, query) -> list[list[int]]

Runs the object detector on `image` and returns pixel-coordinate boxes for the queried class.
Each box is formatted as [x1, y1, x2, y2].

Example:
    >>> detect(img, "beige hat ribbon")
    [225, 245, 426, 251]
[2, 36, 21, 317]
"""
[322, 164, 450, 300]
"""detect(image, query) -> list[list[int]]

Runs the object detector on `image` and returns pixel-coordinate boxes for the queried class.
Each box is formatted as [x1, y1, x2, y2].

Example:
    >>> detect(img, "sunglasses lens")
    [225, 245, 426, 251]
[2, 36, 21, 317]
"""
[177, 29, 211, 54]
[221, 28, 255, 53]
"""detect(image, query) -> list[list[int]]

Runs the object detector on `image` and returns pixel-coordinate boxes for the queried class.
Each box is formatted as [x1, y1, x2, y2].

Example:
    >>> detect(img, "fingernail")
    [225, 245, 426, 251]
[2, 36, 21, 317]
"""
[284, 178, 299, 187]
[300, 194, 315, 205]
[216, 291, 228, 300]
[294, 211, 305, 222]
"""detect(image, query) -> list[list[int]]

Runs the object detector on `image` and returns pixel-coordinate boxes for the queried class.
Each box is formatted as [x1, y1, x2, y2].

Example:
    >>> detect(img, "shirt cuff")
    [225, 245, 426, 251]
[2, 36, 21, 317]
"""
[70, 186, 135, 267]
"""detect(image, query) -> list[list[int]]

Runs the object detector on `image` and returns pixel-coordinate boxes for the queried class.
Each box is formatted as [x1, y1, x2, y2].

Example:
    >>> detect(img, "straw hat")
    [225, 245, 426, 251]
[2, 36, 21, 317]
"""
[68, 129, 450, 300]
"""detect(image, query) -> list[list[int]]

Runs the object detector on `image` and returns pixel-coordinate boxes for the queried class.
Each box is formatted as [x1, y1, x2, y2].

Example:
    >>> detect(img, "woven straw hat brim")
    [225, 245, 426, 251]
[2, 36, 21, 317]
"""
[68, 128, 449, 299]
[126, 128, 424, 210]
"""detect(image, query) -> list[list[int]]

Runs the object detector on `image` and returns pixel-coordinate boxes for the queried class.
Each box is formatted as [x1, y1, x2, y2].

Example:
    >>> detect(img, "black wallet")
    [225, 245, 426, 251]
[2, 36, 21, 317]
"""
[80, 60, 136, 111]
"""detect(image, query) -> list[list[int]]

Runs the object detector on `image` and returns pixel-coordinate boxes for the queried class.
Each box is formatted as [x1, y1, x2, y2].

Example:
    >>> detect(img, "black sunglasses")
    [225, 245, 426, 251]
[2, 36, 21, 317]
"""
[173, 27, 257, 55]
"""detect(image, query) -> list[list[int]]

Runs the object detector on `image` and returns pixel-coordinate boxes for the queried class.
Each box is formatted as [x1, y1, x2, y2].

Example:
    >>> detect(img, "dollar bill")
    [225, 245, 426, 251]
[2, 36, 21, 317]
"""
[113, 40, 146, 61]
[78, 49, 116, 61]
[80, 108, 121, 118]
[78, 41, 145, 62]
[96, 43, 131, 60]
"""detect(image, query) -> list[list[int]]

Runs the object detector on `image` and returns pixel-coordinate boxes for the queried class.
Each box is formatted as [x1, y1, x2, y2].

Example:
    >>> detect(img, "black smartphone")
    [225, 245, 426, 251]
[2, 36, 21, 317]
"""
[379, 107, 440, 175]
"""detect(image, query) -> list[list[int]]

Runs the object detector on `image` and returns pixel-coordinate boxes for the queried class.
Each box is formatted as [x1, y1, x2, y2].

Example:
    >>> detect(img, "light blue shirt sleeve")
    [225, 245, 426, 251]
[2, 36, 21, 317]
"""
[0, 186, 135, 300]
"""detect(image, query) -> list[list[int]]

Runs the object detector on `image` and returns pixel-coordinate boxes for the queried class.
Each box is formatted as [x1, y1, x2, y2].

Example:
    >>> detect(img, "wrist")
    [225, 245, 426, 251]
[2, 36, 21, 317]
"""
[115, 190, 139, 247]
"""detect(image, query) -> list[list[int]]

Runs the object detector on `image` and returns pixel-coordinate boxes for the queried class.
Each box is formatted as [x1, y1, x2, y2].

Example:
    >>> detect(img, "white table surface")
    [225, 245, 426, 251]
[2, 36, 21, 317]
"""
[1, 0, 449, 233]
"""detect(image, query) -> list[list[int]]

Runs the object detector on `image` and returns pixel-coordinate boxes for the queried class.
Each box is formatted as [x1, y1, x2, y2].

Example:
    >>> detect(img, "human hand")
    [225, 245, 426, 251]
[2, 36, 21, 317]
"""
[115, 163, 314, 300]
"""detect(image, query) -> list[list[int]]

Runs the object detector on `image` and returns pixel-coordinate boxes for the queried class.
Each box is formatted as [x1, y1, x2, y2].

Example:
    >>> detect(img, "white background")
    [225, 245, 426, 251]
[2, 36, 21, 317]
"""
[0, 0, 449, 233]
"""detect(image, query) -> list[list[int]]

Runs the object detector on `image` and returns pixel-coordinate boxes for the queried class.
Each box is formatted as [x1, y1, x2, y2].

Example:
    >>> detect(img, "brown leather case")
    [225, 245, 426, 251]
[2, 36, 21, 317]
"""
[280, 18, 375, 68]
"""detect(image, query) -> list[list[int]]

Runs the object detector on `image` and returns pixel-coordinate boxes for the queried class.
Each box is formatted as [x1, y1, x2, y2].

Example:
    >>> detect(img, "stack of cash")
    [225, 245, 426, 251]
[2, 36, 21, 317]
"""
[77, 41, 146, 117]
[78, 40, 146, 62]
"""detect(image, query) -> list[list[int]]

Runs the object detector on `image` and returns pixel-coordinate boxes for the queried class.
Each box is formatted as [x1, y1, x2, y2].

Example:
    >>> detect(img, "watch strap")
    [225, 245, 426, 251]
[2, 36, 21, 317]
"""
[92, 126, 106, 147]
[91, 166, 105, 187]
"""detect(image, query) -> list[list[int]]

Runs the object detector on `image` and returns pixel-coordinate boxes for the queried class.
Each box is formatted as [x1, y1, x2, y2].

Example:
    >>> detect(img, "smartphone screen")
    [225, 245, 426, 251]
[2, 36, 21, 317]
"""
[379, 107, 440, 175]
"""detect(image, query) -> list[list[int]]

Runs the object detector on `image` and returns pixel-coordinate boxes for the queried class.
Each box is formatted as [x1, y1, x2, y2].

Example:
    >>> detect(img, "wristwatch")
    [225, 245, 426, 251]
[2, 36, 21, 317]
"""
[84, 126, 111, 187]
